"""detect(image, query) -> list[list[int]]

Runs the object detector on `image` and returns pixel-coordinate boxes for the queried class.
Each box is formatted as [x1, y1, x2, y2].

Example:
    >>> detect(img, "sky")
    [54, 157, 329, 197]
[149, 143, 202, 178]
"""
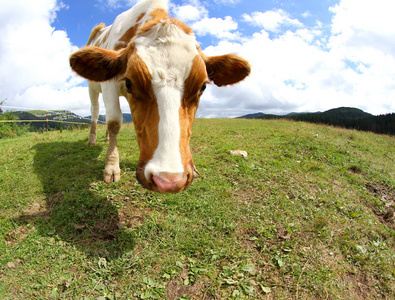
[1, 0, 395, 118]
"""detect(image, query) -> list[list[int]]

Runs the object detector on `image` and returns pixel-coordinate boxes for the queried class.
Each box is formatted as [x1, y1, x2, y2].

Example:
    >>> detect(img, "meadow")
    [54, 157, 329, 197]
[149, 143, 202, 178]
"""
[0, 118, 394, 299]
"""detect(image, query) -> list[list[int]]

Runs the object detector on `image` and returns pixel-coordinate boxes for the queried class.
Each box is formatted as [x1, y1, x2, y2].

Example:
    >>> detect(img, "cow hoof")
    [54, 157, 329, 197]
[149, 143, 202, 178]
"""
[87, 134, 97, 146]
[104, 172, 121, 183]
[104, 167, 121, 183]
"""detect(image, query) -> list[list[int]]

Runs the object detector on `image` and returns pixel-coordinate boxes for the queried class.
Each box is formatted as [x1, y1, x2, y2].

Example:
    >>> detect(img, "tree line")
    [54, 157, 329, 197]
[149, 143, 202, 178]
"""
[249, 107, 395, 135]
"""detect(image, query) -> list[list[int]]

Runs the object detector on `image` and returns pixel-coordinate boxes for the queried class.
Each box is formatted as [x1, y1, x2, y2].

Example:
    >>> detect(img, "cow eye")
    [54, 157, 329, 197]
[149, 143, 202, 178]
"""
[199, 83, 207, 96]
[125, 79, 133, 93]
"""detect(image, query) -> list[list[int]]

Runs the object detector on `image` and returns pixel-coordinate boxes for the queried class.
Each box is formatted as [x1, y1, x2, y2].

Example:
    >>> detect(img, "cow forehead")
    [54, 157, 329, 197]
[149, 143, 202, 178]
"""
[134, 20, 200, 90]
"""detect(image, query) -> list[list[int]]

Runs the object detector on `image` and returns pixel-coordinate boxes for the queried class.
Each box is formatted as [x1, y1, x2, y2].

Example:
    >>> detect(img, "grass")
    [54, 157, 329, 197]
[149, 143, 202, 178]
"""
[0, 118, 394, 299]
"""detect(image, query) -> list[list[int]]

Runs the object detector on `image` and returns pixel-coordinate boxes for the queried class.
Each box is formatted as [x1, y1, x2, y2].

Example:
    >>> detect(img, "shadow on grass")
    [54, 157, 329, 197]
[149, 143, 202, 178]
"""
[16, 139, 135, 259]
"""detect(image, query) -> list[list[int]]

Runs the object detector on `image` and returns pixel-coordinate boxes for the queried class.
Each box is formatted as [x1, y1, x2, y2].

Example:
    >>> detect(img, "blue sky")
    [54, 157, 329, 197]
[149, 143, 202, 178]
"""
[1, 0, 395, 117]
[55, 0, 336, 47]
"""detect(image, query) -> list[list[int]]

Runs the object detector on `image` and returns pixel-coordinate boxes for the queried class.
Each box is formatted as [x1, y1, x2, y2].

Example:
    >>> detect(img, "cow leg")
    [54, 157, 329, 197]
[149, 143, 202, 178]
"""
[104, 120, 121, 182]
[102, 82, 122, 183]
[88, 83, 100, 145]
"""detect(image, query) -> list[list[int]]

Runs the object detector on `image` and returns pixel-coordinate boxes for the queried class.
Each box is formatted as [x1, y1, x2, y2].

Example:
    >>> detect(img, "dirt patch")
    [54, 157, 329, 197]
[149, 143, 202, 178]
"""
[366, 182, 395, 229]
[116, 196, 152, 230]
[5, 225, 34, 246]
[166, 279, 207, 300]
[338, 272, 374, 300]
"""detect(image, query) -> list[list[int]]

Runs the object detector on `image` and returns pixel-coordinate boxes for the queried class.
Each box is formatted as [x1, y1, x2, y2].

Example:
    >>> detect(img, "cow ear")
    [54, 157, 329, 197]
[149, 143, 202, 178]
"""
[69, 46, 131, 82]
[203, 54, 251, 87]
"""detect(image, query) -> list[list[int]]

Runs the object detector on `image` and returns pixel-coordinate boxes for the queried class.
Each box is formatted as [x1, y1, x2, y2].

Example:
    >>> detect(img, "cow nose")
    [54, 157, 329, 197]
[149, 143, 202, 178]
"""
[152, 172, 184, 193]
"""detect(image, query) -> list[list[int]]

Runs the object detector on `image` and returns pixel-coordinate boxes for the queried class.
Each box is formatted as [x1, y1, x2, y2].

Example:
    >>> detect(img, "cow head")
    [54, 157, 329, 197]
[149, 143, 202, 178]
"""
[70, 19, 250, 193]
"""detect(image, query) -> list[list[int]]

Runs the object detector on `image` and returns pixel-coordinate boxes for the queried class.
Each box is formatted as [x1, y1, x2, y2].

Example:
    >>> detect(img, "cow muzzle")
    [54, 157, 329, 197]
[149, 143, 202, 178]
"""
[136, 162, 194, 193]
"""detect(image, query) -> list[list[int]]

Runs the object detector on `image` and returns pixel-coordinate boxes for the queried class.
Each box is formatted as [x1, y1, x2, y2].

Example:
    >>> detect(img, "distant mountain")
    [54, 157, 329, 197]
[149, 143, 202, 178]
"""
[321, 107, 372, 119]
[285, 111, 319, 116]
[237, 112, 265, 119]
[85, 113, 133, 123]
[238, 107, 395, 135]
[12, 110, 91, 130]
[287, 107, 373, 124]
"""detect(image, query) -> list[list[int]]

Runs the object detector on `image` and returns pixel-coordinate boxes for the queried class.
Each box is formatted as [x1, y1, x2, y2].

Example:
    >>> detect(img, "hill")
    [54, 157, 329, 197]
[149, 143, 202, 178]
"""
[11, 110, 91, 130]
[6, 110, 133, 132]
[85, 113, 133, 123]
[237, 112, 265, 119]
[1, 119, 394, 299]
[240, 107, 395, 135]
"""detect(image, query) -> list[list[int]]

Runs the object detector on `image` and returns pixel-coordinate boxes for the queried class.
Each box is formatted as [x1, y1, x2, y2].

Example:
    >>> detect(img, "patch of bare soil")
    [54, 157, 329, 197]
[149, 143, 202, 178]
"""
[5, 225, 34, 246]
[83, 195, 153, 241]
[166, 278, 207, 300]
[366, 182, 395, 229]
[338, 272, 376, 300]
[115, 195, 152, 230]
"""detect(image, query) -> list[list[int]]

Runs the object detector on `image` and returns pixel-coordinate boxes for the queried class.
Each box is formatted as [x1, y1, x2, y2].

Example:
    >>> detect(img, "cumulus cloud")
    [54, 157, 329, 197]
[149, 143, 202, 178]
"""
[171, 0, 208, 22]
[192, 16, 240, 40]
[212, 0, 240, 5]
[171, 1, 239, 40]
[197, 0, 395, 117]
[243, 9, 303, 33]
[0, 0, 92, 114]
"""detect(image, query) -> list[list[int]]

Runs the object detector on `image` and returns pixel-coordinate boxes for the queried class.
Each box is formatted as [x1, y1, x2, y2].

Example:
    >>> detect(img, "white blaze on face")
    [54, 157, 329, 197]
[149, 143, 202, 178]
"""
[134, 21, 199, 180]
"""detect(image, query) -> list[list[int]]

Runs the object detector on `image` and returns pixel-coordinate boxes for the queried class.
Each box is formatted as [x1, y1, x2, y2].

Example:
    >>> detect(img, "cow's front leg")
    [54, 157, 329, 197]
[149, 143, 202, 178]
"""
[104, 120, 121, 183]
[88, 121, 98, 146]
[87, 83, 100, 145]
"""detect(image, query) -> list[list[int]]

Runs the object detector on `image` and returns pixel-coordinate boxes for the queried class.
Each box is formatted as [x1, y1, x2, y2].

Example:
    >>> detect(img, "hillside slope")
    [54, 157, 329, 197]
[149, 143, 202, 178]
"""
[0, 119, 394, 299]
[240, 107, 395, 135]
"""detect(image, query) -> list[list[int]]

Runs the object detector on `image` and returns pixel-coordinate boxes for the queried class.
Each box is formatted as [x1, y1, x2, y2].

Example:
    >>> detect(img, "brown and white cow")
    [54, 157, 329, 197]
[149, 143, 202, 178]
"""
[69, 0, 250, 193]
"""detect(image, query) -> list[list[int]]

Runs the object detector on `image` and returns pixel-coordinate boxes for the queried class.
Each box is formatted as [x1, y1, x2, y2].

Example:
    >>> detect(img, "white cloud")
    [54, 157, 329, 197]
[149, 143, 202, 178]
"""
[171, 0, 208, 22]
[243, 9, 303, 33]
[173, 4, 206, 21]
[199, 0, 395, 117]
[0, 0, 92, 114]
[302, 11, 311, 18]
[192, 16, 239, 40]
[212, 0, 240, 5]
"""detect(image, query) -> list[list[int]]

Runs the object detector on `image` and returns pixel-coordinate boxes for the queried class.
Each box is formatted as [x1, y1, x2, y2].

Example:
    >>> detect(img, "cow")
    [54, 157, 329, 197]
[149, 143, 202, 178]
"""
[69, 0, 250, 193]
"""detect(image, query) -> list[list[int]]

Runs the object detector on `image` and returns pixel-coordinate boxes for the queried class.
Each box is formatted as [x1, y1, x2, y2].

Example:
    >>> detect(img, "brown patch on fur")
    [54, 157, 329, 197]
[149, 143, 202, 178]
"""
[138, 9, 193, 37]
[114, 41, 127, 51]
[139, 8, 168, 33]
[116, 13, 145, 49]
[107, 120, 121, 136]
[136, 12, 145, 23]
[183, 55, 208, 101]
[121, 53, 159, 188]
[119, 24, 139, 44]
[177, 55, 208, 189]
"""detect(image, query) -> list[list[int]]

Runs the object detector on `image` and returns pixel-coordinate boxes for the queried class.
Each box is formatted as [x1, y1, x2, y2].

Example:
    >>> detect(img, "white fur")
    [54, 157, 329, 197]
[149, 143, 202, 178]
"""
[89, 0, 170, 124]
[135, 21, 199, 179]
[94, 0, 169, 50]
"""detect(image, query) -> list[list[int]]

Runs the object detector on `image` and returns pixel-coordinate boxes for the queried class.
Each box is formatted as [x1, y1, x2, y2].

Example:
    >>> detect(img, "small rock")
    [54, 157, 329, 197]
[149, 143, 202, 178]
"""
[7, 262, 16, 269]
[228, 150, 248, 158]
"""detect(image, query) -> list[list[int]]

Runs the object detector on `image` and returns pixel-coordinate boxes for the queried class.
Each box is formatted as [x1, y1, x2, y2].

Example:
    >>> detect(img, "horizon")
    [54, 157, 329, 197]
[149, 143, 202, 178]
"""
[2, 105, 392, 119]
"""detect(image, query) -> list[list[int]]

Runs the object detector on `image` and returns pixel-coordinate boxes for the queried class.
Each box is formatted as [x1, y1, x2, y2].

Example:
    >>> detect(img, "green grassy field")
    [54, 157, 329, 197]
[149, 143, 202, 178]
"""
[1, 119, 394, 299]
